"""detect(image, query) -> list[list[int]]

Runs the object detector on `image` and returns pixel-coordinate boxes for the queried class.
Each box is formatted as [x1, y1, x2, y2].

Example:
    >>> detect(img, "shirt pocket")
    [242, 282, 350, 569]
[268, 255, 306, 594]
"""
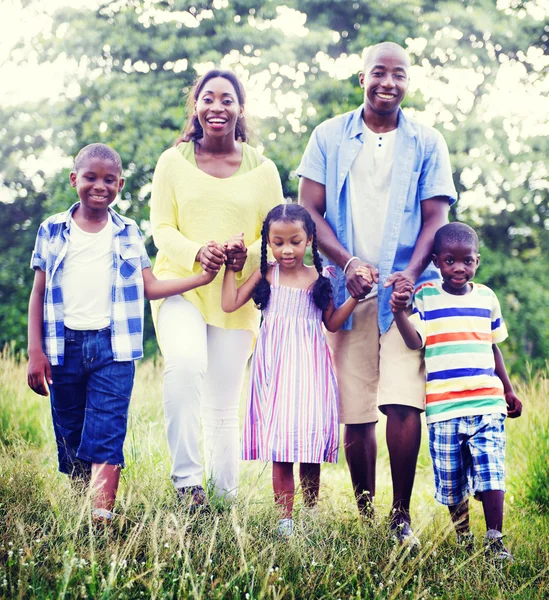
[404, 171, 421, 213]
[119, 244, 141, 279]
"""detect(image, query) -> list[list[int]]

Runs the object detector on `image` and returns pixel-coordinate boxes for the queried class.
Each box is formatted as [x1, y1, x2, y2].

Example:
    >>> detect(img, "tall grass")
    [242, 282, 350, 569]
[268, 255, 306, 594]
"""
[1, 350, 548, 599]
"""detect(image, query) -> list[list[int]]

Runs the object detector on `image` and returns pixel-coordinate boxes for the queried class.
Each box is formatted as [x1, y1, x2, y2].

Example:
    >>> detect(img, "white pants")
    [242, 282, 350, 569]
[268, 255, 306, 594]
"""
[157, 295, 253, 498]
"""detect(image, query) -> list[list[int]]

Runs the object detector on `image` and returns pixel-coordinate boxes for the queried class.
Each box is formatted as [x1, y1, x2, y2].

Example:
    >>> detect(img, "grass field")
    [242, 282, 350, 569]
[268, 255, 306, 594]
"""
[1, 349, 548, 599]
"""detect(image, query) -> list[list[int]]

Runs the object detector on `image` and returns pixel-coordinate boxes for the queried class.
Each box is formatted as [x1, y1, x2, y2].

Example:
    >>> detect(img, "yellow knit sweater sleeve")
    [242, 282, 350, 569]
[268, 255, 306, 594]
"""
[149, 147, 284, 335]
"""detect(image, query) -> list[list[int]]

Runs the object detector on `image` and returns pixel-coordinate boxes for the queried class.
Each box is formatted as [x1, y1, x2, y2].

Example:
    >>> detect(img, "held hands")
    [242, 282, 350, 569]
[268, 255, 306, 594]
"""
[385, 271, 415, 313]
[345, 260, 378, 299]
[225, 232, 247, 272]
[505, 391, 523, 419]
[197, 240, 226, 274]
[27, 349, 52, 396]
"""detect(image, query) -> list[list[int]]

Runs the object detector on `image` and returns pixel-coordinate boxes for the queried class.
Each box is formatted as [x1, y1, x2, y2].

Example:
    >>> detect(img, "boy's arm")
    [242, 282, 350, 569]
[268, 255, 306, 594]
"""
[222, 267, 262, 313]
[142, 266, 216, 301]
[27, 270, 52, 396]
[322, 296, 359, 333]
[493, 344, 522, 418]
[393, 310, 423, 350]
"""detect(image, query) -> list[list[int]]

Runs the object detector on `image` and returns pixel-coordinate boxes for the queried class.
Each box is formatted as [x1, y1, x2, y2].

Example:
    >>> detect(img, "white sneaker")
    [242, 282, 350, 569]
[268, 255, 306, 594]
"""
[277, 518, 294, 538]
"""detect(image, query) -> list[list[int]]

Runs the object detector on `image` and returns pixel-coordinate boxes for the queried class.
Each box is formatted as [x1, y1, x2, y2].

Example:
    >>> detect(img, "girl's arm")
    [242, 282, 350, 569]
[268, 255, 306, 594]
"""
[222, 267, 263, 313]
[322, 296, 359, 333]
[27, 269, 52, 396]
[493, 344, 522, 418]
[143, 266, 217, 301]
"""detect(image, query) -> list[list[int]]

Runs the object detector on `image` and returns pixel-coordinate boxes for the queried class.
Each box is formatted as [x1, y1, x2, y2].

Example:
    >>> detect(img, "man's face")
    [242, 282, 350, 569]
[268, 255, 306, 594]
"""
[360, 46, 410, 117]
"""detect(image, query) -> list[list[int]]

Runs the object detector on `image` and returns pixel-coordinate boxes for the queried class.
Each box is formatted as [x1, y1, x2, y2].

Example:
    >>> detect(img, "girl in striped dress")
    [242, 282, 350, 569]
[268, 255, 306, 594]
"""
[222, 204, 369, 536]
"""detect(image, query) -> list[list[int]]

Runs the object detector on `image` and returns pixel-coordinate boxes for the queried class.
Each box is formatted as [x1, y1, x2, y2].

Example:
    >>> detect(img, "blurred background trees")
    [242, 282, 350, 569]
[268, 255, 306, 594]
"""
[1, 0, 548, 373]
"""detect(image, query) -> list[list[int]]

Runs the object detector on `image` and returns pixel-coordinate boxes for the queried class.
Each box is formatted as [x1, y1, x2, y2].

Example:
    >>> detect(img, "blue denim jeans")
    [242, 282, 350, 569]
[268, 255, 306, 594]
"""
[49, 327, 135, 476]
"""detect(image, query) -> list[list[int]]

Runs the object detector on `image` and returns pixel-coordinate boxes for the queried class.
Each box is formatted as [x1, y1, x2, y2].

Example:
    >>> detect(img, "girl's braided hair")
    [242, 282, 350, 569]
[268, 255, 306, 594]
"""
[252, 203, 332, 311]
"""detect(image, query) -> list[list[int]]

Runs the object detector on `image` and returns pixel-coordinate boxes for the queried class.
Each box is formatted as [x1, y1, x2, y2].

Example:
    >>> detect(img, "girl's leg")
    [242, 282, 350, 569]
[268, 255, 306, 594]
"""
[299, 463, 321, 508]
[202, 326, 253, 498]
[157, 296, 208, 490]
[273, 461, 295, 519]
[91, 463, 120, 513]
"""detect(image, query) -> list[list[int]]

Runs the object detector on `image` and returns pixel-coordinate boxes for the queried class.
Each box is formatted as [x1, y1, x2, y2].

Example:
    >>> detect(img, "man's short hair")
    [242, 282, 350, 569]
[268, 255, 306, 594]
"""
[362, 42, 411, 69]
[433, 222, 479, 255]
[74, 143, 122, 174]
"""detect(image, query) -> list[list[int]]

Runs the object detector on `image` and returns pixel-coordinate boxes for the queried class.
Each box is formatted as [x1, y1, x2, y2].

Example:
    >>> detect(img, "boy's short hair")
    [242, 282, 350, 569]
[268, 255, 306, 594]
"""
[434, 222, 479, 254]
[74, 143, 122, 174]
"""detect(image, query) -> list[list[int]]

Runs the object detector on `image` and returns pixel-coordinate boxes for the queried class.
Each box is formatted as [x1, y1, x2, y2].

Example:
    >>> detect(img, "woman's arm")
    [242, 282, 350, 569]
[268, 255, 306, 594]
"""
[222, 267, 263, 313]
[27, 269, 52, 396]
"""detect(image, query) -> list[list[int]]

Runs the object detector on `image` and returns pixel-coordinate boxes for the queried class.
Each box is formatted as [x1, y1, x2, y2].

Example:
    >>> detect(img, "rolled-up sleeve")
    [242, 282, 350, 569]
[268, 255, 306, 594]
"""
[418, 129, 457, 205]
[296, 127, 327, 185]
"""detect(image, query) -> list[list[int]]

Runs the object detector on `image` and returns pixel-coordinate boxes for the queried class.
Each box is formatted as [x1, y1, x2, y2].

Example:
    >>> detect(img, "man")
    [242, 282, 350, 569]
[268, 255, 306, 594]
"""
[298, 41, 457, 544]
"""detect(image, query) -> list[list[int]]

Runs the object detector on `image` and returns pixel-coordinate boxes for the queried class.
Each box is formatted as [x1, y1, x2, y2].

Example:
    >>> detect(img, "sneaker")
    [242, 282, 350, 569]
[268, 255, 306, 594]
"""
[456, 530, 475, 553]
[277, 518, 294, 538]
[176, 485, 209, 514]
[484, 529, 514, 562]
[391, 521, 420, 549]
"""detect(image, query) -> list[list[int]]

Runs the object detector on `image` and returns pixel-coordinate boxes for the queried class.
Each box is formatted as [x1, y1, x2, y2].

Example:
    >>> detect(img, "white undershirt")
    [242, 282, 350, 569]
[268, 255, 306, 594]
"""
[348, 122, 396, 296]
[63, 215, 113, 330]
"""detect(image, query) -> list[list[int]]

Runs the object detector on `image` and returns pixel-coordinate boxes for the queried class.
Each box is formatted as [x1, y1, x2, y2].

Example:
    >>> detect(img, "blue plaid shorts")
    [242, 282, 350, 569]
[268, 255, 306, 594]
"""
[428, 413, 506, 506]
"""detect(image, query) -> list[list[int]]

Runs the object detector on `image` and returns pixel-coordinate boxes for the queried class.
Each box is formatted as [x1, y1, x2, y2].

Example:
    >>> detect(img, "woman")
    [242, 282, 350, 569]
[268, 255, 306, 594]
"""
[150, 69, 284, 508]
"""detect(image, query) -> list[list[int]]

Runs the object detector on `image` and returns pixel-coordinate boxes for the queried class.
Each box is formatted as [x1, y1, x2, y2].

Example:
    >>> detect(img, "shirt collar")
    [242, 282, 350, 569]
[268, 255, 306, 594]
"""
[349, 106, 417, 140]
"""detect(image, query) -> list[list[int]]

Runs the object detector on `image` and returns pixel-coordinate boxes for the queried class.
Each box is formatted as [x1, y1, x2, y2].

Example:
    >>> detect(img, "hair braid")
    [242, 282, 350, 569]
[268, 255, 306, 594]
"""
[310, 222, 333, 310]
[252, 221, 271, 310]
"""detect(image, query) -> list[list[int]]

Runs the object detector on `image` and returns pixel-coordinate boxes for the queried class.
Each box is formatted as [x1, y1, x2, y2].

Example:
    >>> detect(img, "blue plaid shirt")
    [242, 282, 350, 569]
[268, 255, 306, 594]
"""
[30, 203, 152, 365]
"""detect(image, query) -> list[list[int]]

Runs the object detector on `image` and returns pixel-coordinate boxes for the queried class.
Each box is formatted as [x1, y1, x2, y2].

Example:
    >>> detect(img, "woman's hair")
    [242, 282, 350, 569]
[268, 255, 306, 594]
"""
[253, 203, 333, 311]
[175, 69, 248, 145]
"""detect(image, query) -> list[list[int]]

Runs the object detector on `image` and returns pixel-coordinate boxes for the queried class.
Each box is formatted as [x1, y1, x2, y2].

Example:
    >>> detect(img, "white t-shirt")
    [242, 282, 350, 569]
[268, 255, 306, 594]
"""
[62, 216, 113, 330]
[349, 122, 396, 296]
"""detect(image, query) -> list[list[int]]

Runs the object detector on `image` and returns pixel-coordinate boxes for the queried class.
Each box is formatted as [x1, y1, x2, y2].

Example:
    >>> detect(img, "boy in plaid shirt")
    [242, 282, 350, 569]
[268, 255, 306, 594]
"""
[27, 143, 221, 523]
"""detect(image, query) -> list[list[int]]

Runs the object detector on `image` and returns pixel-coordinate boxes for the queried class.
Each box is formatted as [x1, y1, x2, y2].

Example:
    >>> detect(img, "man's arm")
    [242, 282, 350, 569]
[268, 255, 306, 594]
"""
[299, 177, 374, 298]
[385, 196, 449, 289]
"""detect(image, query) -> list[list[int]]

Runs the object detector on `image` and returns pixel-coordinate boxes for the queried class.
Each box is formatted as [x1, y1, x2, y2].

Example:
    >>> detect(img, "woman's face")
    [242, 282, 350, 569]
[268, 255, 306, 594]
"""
[195, 76, 243, 139]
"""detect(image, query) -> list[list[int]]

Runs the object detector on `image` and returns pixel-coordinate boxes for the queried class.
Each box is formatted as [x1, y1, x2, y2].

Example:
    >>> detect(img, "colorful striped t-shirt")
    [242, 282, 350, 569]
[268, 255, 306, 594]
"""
[409, 281, 508, 424]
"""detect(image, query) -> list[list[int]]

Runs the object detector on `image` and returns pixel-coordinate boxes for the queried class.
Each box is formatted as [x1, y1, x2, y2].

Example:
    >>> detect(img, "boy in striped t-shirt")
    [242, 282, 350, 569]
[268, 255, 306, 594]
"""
[391, 222, 522, 561]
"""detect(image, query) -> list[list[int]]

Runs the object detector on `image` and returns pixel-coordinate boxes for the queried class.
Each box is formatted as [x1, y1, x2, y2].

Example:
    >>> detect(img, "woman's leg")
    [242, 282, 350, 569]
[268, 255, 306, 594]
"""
[299, 463, 321, 508]
[157, 296, 208, 490]
[273, 461, 295, 519]
[202, 326, 253, 498]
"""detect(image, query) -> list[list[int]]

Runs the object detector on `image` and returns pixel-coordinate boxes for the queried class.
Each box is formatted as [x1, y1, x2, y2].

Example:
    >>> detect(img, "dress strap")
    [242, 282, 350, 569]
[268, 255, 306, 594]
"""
[272, 262, 279, 287]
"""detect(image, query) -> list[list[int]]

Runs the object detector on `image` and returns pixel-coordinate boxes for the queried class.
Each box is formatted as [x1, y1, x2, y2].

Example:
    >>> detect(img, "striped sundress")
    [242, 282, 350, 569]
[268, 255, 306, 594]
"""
[242, 263, 339, 463]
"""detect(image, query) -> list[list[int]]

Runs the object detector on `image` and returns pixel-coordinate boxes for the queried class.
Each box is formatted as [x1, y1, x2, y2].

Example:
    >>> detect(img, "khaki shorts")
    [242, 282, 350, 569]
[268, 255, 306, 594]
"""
[326, 297, 425, 424]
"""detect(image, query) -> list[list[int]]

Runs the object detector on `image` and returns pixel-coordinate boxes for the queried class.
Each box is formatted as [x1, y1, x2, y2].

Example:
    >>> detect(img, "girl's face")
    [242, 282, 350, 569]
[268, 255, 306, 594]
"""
[268, 219, 312, 269]
[194, 76, 243, 139]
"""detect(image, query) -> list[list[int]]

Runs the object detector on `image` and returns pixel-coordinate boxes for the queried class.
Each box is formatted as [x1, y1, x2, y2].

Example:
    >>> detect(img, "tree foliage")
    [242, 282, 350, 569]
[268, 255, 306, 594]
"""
[2, 0, 548, 372]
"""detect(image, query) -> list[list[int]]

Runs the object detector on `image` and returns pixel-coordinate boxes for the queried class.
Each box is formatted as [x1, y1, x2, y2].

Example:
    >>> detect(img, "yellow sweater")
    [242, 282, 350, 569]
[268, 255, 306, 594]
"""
[150, 144, 284, 334]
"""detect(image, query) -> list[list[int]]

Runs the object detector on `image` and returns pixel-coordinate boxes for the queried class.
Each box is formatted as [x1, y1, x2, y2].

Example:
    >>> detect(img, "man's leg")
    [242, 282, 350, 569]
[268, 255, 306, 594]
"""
[384, 405, 422, 525]
[344, 423, 377, 516]
[326, 298, 380, 516]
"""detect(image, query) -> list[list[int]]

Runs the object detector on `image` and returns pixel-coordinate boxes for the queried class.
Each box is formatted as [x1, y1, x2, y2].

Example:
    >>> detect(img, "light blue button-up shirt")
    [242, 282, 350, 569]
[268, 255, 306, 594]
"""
[297, 106, 457, 333]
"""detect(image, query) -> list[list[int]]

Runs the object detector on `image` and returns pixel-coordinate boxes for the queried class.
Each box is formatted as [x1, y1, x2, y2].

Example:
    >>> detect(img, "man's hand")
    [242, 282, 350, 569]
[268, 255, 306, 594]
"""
[27, 349, 52, 396]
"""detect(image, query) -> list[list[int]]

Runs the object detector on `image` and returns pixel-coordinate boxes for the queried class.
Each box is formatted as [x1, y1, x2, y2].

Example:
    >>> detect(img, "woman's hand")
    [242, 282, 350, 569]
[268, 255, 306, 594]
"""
[225, 232, 247, 272]
[196, 241, 226, 273]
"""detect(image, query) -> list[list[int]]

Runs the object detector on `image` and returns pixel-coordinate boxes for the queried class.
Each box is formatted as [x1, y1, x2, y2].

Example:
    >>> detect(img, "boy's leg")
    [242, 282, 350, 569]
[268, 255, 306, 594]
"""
[299, 463, 321, 508]
[448, 499, 470, 535]
[157, 296, 208, 491]
[49, 328, 90, 480]
[481, 490, 504, 531]
[202, 326, 253, 499]
[273, 461, 295, 519]
[77, 328, 134, 514]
